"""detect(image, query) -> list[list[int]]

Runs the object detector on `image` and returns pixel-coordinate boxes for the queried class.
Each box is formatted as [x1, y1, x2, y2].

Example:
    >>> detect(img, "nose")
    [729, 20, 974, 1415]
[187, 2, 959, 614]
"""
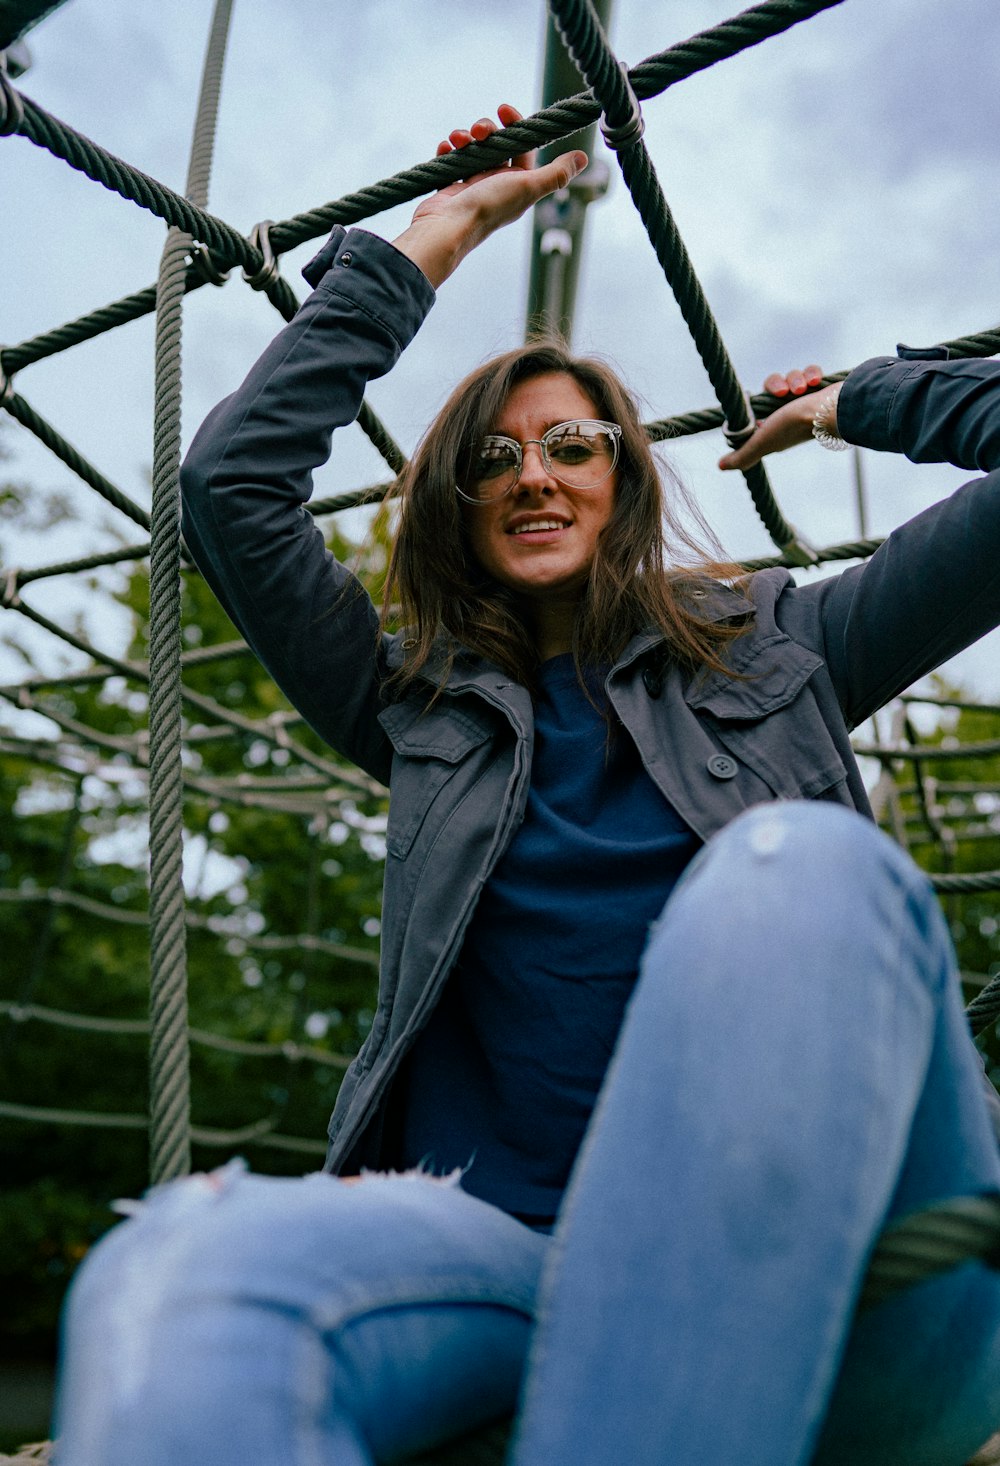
[515, 440, 555, 495]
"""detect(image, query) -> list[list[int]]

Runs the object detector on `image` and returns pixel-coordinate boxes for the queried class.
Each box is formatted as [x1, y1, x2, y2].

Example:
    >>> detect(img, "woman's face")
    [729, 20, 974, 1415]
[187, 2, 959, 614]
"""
[462, 372, 618, 603]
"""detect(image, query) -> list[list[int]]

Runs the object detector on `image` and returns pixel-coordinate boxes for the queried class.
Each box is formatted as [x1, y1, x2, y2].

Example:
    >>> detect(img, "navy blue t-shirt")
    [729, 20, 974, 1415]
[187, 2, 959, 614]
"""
[398, 655, 700, 1217]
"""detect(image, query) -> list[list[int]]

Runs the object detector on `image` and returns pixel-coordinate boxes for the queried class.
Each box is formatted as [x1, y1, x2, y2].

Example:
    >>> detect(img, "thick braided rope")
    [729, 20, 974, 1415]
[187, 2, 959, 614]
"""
[1, 278, 203, 376]
[12, 89, 256, 271]
[860, 1197, 1000, 1310]
[0, 0, 852, 417]
[146, 0, 234, 1185]
[3, 392, 151, 530]
[0, 1, 844, 293]
[269, 0, 845, 253]
[546, 0, 798, 553]
[621, 145, 797, 550]
[15, 543, 158, 586]
[146, 248, 196, 1186]
[930, 869, 1000, 896]
[966, 975, 1000, 1037]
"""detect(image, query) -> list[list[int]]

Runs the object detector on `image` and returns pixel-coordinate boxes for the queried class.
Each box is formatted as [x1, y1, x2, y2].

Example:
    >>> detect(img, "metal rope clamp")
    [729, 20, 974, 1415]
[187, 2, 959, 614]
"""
[189, 242, 231, 287]
[599, 63, 644, 152]
[242, 220, 281, 293]
[722, 390, 757, 448]
[780, 526, 819, 568]
[0, 55, 24, 138]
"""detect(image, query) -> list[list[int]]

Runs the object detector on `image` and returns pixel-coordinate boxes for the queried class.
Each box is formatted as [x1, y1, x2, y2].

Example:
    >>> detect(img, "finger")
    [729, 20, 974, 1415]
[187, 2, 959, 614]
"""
[785, 369, 810, 396]
[533, 150, 588, 194]
[804, 363, 824, 387]
[448, 128, 474, 149]
[496, 102, 534, 170]
[435, 140, 453, 156]
[718, 428, 765, 472]
[763, 371, 790, 397]
[470, 115, 512, 168]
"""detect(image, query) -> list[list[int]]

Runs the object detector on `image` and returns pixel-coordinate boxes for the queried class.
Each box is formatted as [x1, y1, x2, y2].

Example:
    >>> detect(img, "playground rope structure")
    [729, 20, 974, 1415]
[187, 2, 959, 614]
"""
[3, 0, 1000, 1311]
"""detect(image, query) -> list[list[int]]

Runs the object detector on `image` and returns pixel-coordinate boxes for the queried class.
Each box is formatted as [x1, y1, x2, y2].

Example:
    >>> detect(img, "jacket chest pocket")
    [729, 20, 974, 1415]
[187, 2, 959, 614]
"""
[685, 634, 848, 801]
[377, 697, 495, 860]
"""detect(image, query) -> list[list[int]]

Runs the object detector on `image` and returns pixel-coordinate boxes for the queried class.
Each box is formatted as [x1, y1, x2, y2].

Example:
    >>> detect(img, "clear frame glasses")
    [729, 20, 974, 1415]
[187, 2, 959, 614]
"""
[456, 419, 622, 504]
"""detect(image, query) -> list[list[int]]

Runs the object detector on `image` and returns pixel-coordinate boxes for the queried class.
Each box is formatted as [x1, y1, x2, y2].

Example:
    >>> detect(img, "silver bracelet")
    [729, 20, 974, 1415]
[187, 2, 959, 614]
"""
[811, 383, 848, 451]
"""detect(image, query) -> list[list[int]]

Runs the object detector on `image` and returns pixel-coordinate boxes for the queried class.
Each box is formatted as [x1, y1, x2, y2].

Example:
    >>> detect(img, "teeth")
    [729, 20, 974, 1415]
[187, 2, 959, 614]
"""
[510, 519, 566, 535]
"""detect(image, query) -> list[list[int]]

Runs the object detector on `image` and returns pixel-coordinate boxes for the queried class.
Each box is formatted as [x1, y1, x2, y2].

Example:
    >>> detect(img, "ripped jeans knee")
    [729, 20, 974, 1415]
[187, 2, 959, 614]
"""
[55, 1161, 545, 1466]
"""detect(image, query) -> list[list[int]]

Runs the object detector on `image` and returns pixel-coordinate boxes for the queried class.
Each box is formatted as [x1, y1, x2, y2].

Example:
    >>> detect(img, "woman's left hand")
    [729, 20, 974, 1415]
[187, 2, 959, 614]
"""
[718, 366, 842, 471]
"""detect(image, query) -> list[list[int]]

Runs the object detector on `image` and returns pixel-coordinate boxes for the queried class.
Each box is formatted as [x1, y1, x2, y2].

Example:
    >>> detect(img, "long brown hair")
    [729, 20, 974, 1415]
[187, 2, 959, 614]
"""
[382, 340, 749, 697]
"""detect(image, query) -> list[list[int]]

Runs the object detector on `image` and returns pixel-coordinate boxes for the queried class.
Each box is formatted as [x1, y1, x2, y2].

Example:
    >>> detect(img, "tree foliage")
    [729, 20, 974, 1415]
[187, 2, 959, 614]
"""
[874, 685, 1000, 1087]
[0, 482, 388, 1355]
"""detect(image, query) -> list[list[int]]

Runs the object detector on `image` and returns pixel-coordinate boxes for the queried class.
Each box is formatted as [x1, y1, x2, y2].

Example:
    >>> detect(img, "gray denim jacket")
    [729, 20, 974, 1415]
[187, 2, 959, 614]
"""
[180, 227, 1000, 1168]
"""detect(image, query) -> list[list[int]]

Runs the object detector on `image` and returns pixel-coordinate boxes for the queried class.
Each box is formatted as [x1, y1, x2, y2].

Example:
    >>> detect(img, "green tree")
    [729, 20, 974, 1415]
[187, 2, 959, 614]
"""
[0, 484, 388, 1357]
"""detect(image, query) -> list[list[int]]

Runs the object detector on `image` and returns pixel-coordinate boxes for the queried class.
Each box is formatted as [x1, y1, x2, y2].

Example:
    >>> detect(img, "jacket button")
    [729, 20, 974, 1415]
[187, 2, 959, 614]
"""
[707, 753, 738, 780]
[642, 665, 663, 698]
[339, 251, 353, 266]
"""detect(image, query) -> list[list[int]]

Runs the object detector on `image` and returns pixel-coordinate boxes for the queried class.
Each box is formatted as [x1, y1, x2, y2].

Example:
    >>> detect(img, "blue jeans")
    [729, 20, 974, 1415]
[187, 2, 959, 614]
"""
[54, 804, 1000, 1465]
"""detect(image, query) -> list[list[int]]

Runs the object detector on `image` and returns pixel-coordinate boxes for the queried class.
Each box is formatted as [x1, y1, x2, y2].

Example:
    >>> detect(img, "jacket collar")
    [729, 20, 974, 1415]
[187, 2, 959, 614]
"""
[382, 579, 756, 688]
[610, 580, 756, 675]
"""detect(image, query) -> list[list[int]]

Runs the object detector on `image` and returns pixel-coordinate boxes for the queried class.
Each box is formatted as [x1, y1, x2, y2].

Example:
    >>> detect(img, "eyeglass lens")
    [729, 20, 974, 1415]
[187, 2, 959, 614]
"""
[465, 420, 619, 502]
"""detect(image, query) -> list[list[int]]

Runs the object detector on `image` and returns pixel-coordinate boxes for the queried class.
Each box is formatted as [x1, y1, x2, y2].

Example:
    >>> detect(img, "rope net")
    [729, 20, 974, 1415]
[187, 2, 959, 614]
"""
[3, 0, 1000, 1332]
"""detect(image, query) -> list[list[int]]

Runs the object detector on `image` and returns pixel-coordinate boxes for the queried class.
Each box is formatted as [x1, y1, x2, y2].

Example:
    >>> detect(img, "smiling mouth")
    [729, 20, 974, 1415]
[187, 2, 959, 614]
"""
[508, 519, 570, 536]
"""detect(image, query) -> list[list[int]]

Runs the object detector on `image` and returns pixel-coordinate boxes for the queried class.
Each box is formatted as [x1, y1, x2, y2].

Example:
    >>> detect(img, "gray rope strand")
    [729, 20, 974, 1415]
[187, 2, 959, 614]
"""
[0, 1, 850, 406]
[147, 0, 234, 1186]
[2, 392, 151, 531]
[1, 277, 201, 376]
[11, 89, 257, 270]
[148, 227, 195, 1185]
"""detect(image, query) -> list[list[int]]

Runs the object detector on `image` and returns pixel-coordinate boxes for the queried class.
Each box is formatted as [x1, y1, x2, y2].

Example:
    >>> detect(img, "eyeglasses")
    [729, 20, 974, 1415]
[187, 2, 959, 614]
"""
[456, 419, 622, 504]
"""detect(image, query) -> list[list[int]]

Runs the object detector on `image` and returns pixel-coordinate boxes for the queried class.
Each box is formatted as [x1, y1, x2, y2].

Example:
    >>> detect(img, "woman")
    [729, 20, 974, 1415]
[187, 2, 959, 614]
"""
[55, 109, 1000, 1465]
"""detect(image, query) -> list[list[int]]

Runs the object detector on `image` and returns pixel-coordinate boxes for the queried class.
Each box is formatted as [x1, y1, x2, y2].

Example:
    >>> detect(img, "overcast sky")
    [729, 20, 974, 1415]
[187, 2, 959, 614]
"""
[2, 0, 1000, 717]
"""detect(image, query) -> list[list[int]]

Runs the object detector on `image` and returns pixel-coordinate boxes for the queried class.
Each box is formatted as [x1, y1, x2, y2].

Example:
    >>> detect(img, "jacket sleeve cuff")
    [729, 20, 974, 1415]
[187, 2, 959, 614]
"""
[835, 355, 901, 453]
[838, 351, 1000, 470]
[301, 226, 437, 351]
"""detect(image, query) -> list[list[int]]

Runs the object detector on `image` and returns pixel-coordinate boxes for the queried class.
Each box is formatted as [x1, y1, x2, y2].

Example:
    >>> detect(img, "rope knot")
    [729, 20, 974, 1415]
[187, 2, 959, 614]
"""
[242, 220, 281, 292]
[599, 62, 644, 151]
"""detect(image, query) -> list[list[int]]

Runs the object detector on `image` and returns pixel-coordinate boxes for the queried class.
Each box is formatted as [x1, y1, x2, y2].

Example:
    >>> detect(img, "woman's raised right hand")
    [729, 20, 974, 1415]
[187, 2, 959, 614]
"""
[393, 105, 588, 289]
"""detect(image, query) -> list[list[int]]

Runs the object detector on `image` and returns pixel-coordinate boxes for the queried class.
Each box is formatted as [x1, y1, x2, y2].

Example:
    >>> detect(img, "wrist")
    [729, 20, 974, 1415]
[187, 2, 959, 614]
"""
[811, 383, 847, 451]
[391, 217, 469, 290]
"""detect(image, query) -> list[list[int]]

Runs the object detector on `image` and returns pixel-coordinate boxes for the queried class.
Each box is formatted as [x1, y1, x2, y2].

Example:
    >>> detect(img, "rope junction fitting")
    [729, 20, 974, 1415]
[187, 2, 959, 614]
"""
[242, 219, 280, 293]
[597, 60, 645, 151]
[189, 242, 230, 287]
